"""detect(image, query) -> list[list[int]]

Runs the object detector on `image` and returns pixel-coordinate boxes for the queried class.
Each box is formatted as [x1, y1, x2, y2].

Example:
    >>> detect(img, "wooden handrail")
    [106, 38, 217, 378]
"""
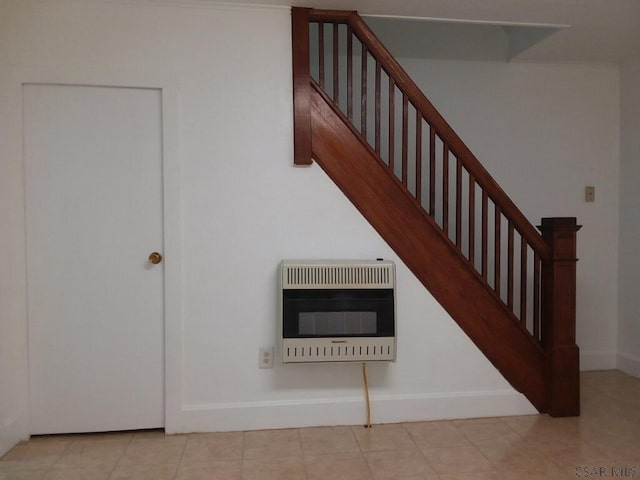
[308, 9, 356, 23]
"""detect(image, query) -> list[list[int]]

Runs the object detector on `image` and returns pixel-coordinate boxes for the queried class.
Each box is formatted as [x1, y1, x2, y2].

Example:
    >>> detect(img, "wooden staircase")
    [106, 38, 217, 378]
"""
[292, 7, 581, 416]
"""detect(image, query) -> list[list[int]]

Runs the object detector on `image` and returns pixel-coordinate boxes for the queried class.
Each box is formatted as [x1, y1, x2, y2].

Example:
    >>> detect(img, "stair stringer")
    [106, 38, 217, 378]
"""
[310, 84, 548, 413]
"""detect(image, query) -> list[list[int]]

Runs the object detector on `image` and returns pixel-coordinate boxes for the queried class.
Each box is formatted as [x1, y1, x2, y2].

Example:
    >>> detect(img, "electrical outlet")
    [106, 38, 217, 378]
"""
[585, 186, 595, 203]
[259, 347, 274, 369]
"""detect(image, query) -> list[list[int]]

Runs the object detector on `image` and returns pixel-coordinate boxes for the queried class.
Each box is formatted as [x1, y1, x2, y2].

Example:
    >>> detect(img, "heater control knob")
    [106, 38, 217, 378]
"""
[148, 252, 163, 265]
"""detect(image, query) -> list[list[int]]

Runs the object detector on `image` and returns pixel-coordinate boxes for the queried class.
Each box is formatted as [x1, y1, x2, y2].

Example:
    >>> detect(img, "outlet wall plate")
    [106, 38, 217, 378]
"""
[259, 347, 274, 369]
[585, 186, 595, 202]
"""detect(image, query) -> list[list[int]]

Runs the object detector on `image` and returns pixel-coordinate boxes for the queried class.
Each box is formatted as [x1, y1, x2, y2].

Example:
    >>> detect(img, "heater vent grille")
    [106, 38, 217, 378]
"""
[282, 261, 394, 289]
[282, 338, 395, 363]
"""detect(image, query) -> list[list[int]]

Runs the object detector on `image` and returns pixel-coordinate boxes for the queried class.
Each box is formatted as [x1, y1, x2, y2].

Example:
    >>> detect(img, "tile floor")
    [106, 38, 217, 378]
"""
[1, 370, 639, 479]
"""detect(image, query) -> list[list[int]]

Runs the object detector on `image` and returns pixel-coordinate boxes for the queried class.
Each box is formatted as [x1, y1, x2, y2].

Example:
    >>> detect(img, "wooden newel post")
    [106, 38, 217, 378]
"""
[538, 217, 582, 417]
[292, 7, 313, 165]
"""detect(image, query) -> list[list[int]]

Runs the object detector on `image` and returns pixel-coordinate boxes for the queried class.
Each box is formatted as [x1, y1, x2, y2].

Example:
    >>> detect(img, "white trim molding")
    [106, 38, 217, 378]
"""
[178, 390, 537, 433]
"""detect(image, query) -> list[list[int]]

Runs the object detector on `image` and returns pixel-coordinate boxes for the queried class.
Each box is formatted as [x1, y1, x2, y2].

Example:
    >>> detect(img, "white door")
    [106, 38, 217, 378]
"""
[24, 84, 165, 434]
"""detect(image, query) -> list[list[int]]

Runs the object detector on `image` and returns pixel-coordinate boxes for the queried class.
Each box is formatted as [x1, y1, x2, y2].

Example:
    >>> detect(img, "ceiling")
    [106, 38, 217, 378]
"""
[226, 0, 640, 63]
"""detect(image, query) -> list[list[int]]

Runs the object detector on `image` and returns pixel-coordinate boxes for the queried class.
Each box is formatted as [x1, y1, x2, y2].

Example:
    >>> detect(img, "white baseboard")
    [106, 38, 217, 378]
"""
[580, 350, 617, 371]
[174, 390, 537, 433]
[617, 352, 640, 378]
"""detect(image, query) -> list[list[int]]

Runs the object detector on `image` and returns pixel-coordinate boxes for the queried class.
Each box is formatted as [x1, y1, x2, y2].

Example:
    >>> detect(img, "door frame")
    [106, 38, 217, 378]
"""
[11, 66, 184, 434]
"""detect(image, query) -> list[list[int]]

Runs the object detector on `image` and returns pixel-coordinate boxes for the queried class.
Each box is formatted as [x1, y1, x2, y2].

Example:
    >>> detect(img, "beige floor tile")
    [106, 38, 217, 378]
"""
[0, 457, 60, 474]
[452, 417, 503, 426]
[351, 424, 416, 452]
[61, 443, 126, 458]
[127, 434, 187, 448]
[364, 449, 437, 479]
[60, 433, 132, 456]
[131, 430, 185, 441]
[419, 445, 493, 475]
[403, 421, 471, 449]
[3, 439, 70, 458]
[117, 447, 183, 467]
[243, 429, 302, 459]
[0, 441, 69, 473]
[50, 449, 122, 471]
[598, 441, 640, 463]
[66, 433, 133, 446]
[175, 459, 242, 480]
[118, 436, 187, 467]
[545, 442, 612, 467]
[579, 410, 637, 432]
[370, 477, 437, 480]
[503, 414, 581, 443]
[41, 466, 111, 480]
[478, 442, 563, 474]
[505, 415, 584, 452]
[187, 431, 243, 446]
[454, 419, 521, 446]
[181, 432, 243, 463]
[305, 452, 371, 480]
[108, 463, 178, 480]
[499, 414, 544, 429]
[438, 473, 499, 480]
[0, 471, 47, 479]
[241, 456, 306, 480]
[299, 427, 359, 456]
[510, 430, 576, 452]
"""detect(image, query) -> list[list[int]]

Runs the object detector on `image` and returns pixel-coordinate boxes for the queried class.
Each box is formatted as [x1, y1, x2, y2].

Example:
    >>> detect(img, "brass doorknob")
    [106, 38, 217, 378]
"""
[148, 252, 163, 264]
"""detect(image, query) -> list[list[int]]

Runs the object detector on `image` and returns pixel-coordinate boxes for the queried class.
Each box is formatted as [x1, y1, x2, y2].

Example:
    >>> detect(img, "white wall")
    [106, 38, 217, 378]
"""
[618, 57, 640, 376]
[399, 58, 620, 370]
[0, 0, 621, 453]
[0, 0, 30, 456]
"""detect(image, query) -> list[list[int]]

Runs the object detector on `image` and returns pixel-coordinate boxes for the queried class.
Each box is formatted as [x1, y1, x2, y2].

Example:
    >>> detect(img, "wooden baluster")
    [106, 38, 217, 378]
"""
[539, 217, 581, 416]
[416, 112, 422, 205]
[520, 236, 527, 326]
[402, 93, 408, 186]
[361, 43, 367, 138]
[429, 126, 436, 216]
[468, 177, 475, 265]
[456, 157, 462, 248]
[481, 190, 488, 279]
[374, 60, 381, 155]
[291, 7, 312, 165]
[533, 251, 540, 340]
[332, 23, 339, 103]
[442, 144, 449, 235]
[318, 22, 325, 89]
[507, 221, 514, 311]
[494, 205, 501, 295]
[388, 78, 395, 172]
[347, 26, 353, 121]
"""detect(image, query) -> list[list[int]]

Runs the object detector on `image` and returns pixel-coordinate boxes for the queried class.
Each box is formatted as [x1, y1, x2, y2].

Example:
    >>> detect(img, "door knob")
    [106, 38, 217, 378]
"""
[148, 252, 163, 264]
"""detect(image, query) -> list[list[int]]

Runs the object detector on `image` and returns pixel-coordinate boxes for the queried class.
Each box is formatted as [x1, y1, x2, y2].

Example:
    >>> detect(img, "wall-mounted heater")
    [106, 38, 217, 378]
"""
[280, 260, 396, 363]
